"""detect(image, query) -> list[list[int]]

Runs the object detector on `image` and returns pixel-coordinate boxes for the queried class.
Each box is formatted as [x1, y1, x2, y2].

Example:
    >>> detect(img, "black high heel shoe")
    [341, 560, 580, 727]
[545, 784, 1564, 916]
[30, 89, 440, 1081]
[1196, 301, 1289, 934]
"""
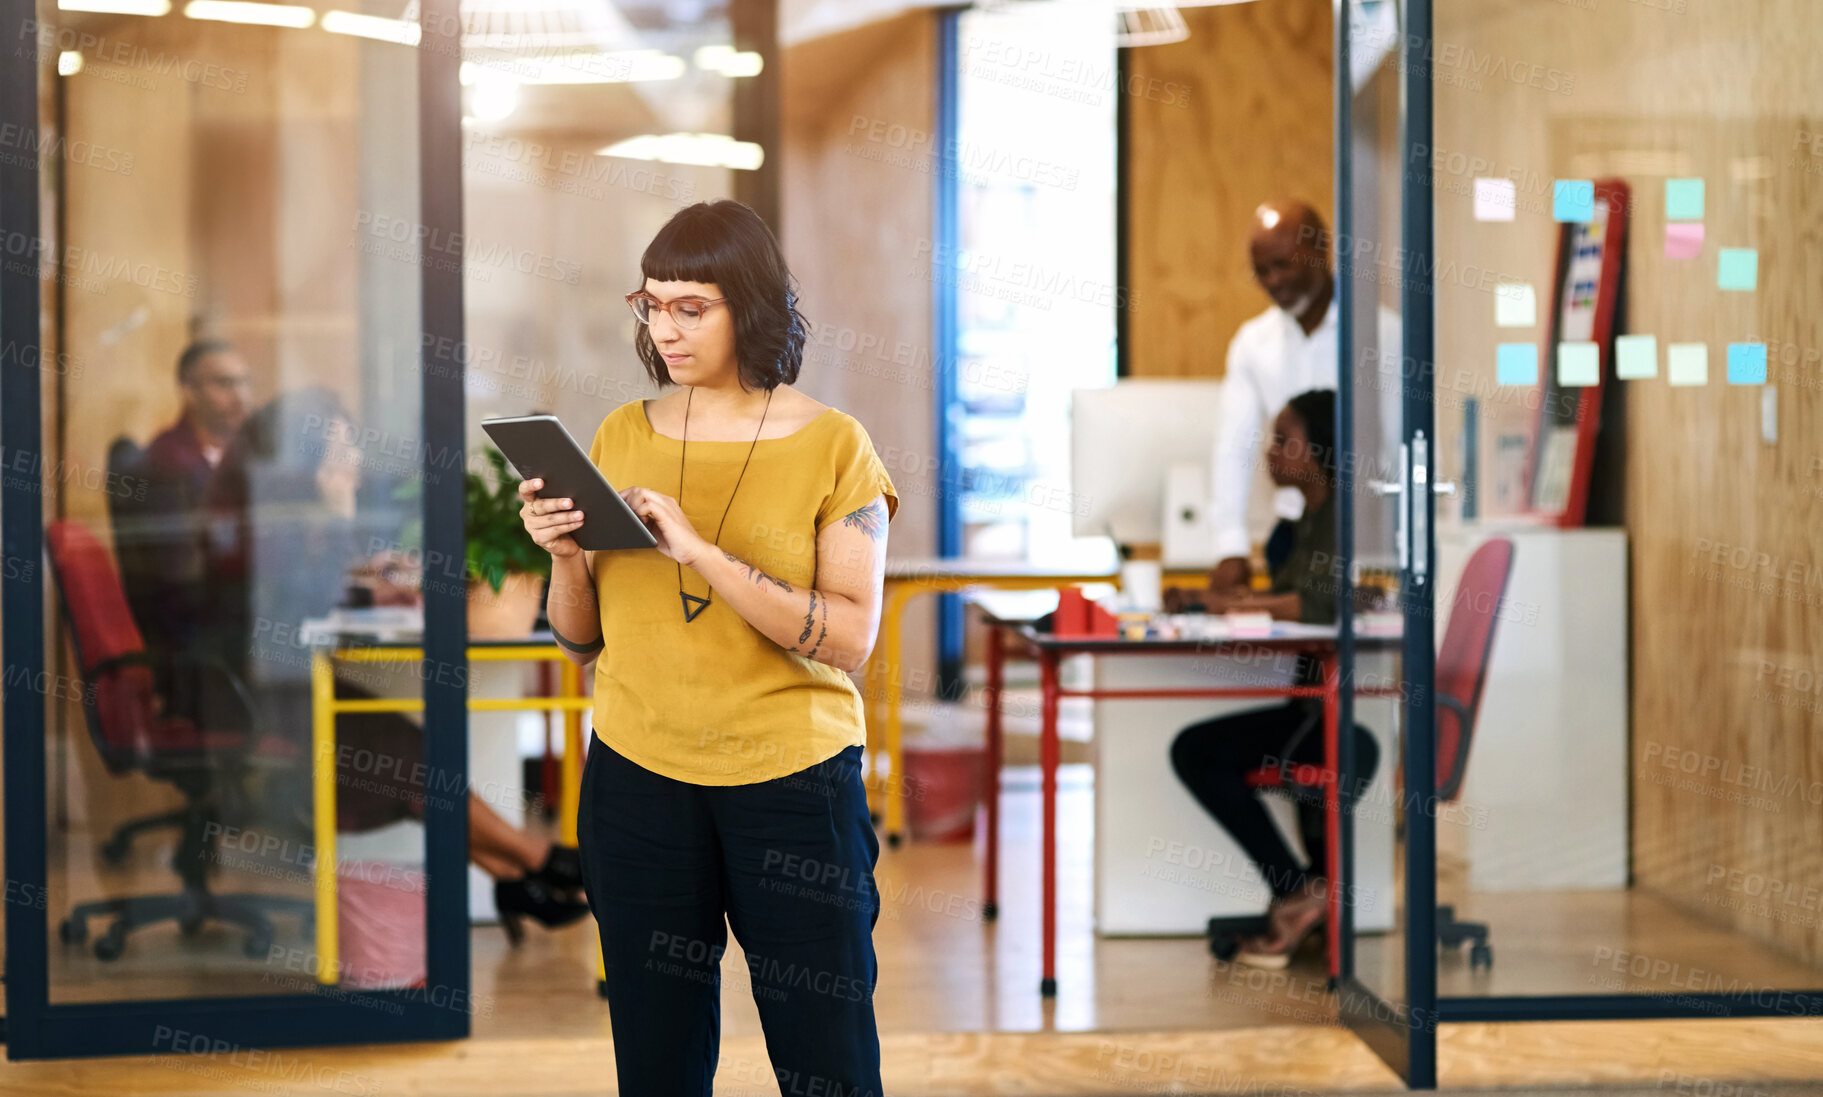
[494, 874, 589, 946]
[533, 845, 583, 894]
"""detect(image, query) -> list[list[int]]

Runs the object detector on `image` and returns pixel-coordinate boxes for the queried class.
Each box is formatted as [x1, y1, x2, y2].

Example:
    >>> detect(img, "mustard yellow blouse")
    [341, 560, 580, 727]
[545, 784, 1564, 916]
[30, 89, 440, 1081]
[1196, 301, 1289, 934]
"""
[585, 398, 899, 785]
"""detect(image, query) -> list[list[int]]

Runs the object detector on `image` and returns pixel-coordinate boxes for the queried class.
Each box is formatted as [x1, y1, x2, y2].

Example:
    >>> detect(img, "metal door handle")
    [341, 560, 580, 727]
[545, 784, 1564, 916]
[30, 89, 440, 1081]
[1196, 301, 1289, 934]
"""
[1412, 431, 1429, 585]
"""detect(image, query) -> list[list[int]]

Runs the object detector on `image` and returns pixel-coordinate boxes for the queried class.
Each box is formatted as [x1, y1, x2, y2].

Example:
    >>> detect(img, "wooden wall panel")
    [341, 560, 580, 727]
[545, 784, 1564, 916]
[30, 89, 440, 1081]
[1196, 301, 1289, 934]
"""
[1125, 0, 1333, 379]
[782, 12, 938, 703]
[1430, 0, 1823, 964]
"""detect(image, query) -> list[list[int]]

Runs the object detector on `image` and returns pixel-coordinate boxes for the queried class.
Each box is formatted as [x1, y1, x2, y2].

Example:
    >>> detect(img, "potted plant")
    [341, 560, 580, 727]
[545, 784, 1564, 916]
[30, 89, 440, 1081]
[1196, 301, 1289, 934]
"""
[463, 445, 552, 639]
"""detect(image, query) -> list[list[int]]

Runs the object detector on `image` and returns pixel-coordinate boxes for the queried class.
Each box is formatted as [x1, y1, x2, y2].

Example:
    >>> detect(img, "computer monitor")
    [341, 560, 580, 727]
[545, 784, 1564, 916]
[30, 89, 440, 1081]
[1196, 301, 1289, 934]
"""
[1069, 380, 1280, 561]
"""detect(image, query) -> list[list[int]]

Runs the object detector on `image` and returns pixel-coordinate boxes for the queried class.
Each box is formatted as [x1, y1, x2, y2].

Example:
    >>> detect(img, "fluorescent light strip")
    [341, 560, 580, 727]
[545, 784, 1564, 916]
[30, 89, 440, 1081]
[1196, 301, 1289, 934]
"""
[57, 0, 171, 13]
[597, 133, 764, 172]
[464, 50, 685, 86]
[184, 0, 314, 27]
[693, 44, 763, 78]
[322, 9, 420, 45]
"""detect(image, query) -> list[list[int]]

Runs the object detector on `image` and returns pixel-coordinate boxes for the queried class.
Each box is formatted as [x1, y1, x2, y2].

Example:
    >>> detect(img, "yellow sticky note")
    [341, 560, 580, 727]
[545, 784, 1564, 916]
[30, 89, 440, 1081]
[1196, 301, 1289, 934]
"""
[1668, 343, 1708, 386]
[1615, 335, 1658, 379]
[1558, 342, 1600, 386]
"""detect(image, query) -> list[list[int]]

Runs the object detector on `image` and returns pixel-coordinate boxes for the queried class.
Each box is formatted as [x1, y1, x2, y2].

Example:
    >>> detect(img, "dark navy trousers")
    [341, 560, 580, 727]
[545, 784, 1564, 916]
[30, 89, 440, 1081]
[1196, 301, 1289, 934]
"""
[576, 736, 883, 1097]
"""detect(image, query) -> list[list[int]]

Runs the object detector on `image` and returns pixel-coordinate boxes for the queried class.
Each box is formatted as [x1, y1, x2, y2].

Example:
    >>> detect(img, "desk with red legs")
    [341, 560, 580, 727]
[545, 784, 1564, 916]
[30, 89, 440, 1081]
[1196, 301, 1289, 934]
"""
[978, 612, 1400, 996]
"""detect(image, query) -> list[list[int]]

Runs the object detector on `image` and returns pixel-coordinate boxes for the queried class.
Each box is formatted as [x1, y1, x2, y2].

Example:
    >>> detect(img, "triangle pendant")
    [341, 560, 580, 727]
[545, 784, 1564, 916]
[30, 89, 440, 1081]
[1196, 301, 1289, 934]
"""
[680, 592, 710, 622]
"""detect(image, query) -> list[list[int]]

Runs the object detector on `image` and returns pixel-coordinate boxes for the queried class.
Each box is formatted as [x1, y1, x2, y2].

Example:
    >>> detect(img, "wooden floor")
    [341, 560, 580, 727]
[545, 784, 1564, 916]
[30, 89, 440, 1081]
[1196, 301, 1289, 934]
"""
[12, 694, 1823, 1093]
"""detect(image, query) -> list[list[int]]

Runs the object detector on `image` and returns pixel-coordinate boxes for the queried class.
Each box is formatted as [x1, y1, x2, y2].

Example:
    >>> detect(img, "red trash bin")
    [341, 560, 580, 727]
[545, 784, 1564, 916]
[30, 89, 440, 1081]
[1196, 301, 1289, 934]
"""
[904, 746, 986, 842]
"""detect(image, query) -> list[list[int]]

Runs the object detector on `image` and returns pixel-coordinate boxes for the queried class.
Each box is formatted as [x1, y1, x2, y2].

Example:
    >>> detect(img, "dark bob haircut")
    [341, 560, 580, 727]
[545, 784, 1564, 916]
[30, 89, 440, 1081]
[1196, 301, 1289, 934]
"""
[630, 199, 806, 392]
[1284, 388, 1338, 481]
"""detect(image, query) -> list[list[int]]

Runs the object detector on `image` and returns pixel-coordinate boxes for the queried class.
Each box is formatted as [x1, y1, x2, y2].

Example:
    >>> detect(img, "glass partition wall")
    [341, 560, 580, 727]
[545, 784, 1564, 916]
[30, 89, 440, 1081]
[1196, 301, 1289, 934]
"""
[1424, 0, 1823, 1020]
[3, 0, 471, 1057]
[1333, 0, 1823, 1085]
[1339, 0, 1823, 1084]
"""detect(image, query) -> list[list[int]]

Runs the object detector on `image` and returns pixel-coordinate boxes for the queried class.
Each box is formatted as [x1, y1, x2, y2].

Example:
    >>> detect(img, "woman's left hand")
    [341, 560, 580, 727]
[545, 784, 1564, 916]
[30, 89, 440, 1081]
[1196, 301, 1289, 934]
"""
[620, 486, 710, 567]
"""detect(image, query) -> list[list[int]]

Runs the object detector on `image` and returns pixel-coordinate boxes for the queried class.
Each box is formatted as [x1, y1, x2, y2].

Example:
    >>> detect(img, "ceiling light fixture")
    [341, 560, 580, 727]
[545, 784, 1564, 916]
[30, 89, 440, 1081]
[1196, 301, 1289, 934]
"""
[56, 0, 171, 13]
[183, 0, 315, 27]
[597, 133, 764, 171]
[321, 10, 421, 45]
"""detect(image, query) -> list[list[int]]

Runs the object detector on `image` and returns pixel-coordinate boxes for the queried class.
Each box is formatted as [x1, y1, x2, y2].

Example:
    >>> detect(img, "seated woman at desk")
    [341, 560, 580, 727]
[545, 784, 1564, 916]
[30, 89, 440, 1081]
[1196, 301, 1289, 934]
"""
[1162, 388, 1379, 968]
[199, 386, 589, 941]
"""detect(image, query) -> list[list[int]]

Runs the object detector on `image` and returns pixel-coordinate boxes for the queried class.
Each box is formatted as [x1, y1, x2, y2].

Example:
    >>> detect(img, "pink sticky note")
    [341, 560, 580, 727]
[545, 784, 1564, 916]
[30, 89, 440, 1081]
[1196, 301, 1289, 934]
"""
[1665, 222, 1704, 259]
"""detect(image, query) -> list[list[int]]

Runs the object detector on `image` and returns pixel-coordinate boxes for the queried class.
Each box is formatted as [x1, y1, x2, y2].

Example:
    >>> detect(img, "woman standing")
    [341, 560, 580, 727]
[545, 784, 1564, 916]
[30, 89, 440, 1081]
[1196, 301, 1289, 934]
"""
[518, 200, 896, 1094]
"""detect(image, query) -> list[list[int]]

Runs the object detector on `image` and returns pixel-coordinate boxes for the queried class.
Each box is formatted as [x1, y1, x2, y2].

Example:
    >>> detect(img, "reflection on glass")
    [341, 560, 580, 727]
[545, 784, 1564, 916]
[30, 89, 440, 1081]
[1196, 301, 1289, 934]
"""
[1345, 0, 1408, 1009]
[1428, 0, 1823, 1005]
[40, 0, 431, 1004]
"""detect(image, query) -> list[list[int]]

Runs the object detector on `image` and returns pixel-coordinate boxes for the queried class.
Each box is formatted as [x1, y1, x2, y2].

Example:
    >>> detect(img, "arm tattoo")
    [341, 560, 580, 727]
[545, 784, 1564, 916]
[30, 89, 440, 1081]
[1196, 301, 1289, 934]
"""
[723, 550, 792, 592]
[840, 498, 889, 542]
[797, 590, 817, 646]
[805, 597, 829, 660]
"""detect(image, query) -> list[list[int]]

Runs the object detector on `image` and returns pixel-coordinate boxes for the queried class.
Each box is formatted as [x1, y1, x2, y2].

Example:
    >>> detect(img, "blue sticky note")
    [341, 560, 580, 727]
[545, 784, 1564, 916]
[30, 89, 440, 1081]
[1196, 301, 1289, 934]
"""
[1718, 248, 1758, 290]
[1497, 343, 1538, 386]
[1558, 342, 1600, 386]
[1665, 178, 1704, 221]
[1728, 342, 1767, 385]
[1554, 180, 1594, 222]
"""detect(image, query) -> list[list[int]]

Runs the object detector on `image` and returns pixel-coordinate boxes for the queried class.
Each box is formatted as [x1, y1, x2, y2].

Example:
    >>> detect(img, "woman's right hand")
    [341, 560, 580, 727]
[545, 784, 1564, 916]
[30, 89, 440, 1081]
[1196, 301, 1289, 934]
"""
[517, 478, 584, 559]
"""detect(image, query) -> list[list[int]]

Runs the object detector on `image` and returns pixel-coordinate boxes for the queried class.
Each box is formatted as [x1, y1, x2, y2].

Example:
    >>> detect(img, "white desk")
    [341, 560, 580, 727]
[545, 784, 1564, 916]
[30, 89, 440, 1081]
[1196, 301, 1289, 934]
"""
[1436, 524, 1629, 892]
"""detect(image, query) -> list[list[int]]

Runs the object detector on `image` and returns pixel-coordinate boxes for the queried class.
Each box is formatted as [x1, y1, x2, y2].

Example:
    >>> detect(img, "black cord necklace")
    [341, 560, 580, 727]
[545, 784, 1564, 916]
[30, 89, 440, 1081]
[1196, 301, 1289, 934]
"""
[676, 386, 771, 622]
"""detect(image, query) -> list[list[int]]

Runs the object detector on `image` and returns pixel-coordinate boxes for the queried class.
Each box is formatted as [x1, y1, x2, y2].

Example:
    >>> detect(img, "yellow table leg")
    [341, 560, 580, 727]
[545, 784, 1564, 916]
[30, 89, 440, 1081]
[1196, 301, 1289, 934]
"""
[863, 599, 889, 817]
[311, 650, 339, 986]
[559, 659, 582, 848]
[881, 582, 919, 845]
[555, 659, 603, 987]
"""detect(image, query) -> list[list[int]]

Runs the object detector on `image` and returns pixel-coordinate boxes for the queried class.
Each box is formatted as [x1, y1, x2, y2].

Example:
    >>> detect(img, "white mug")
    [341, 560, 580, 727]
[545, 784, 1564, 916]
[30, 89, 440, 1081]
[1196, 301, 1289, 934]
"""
[1120, 559, 1162, 613]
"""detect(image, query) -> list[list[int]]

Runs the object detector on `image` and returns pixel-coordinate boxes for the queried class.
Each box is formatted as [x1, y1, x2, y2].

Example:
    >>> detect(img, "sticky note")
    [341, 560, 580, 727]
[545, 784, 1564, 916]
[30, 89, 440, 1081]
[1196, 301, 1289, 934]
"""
[1668, 343, 1708, 386]
[1558, 342, 1600, 386]
[1497, 343, 1538, 386]
[1615, 334, 1658, 379]
[1554, 180, 1594, 222]
[1665, 222, 1704, 259]
[1718, 248, 1758, 290]
[1728, 342, 1767, 385]
[1494, 283, 1536, 327]
[1665, 178, 1705, 221]
[1474, 178, 1516, 221]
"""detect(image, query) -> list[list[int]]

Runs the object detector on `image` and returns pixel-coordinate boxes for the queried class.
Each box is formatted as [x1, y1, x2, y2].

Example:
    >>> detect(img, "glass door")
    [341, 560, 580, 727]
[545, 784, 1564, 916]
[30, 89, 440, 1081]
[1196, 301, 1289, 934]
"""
[1425, 0, 1823, 1030]
[3, 0, 472, 1057]
[1337, 0, 1438, 1085]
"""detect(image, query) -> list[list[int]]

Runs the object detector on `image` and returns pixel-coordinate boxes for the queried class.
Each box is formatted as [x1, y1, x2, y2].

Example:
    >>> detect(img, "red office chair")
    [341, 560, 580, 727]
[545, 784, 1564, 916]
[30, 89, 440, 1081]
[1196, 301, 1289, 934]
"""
[1428, 536, 1514, 969]
[1220, 537, 1515, 970]
[46, 520, 311, 960]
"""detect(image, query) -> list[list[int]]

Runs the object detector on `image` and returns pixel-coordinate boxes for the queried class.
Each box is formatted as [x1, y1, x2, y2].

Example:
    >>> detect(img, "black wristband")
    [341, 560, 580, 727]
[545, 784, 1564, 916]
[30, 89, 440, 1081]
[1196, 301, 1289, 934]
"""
[550, 620, 604, 656]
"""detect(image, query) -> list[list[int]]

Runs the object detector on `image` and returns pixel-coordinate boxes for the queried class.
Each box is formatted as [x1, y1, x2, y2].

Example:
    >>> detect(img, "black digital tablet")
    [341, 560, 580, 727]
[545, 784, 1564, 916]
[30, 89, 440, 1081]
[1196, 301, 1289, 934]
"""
[480, 415, 658, 552]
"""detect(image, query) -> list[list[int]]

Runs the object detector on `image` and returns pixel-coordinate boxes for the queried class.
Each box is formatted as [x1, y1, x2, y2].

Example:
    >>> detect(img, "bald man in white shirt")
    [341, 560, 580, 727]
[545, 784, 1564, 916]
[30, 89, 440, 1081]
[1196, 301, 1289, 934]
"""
[1166, 200, 1338, 610]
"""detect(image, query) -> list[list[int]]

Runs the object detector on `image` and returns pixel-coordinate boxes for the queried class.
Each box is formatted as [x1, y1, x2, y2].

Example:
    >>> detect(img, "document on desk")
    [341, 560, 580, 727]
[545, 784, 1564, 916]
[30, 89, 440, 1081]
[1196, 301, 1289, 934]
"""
[1262, 621, 1342, 639]
[298, 606, 425, 646]
[1153, 615, 1343, 642]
